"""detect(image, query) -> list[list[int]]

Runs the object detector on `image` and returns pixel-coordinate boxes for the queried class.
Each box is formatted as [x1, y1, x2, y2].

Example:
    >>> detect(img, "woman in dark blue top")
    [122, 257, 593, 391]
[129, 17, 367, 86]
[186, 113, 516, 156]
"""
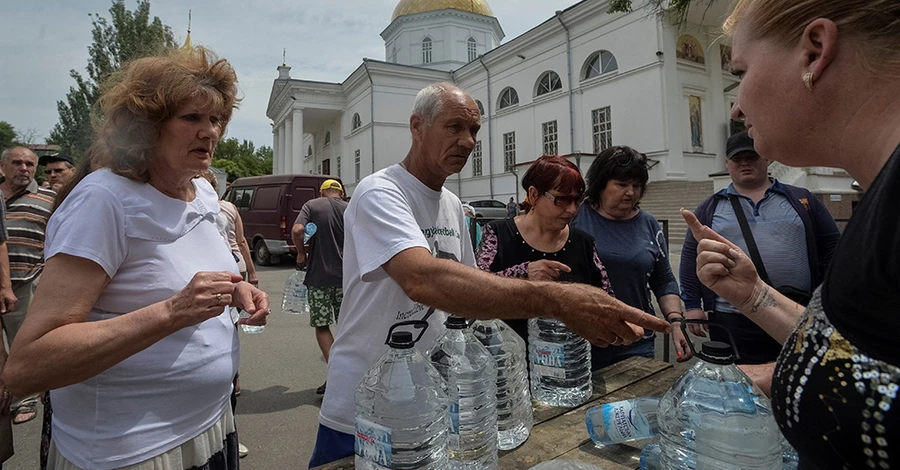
[572, 146, 690, 370]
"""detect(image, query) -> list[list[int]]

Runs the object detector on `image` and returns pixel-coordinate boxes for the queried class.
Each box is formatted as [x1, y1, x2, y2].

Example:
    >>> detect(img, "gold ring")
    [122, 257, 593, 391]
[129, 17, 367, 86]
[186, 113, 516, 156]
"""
[216, 293, 223, 302]
[611, 337, 621, 346]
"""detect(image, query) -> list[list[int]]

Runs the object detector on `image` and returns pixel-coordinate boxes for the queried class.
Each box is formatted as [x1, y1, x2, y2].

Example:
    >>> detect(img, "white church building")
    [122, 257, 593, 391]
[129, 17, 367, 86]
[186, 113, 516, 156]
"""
[265, 0, 856, 219]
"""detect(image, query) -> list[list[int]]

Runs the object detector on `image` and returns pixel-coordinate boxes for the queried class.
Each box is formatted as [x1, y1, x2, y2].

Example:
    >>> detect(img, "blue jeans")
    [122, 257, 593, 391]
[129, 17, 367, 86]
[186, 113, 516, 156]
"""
[590, 336, 655, 371]
[309, 424, 355, 468]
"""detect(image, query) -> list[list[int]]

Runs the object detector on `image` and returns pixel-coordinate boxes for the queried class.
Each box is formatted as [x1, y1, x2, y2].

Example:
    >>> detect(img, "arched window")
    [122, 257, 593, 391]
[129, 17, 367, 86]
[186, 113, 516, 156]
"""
[324, 131, 331, 146]
[582, 50, 618, 80]
[535, 71, 563, 97]
[498, 87, 519, 110]
[352, 113, 361, 130]
[475, 100, 485, 116]
[422, 37, 433, 64]
[307, 145, 313, 157]
[467, 37, 477, 62]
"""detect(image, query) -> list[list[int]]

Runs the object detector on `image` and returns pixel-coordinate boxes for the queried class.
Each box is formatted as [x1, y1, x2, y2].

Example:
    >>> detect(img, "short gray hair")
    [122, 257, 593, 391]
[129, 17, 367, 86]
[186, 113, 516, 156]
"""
[0, 147, 35, 164]
[412, 82, 469, 125]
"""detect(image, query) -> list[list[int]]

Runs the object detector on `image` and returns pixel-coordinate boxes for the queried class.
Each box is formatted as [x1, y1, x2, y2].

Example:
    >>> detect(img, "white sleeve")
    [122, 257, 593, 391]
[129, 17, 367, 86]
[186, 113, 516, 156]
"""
[349, 186, 429, 282]
[45, 183, 127, 278]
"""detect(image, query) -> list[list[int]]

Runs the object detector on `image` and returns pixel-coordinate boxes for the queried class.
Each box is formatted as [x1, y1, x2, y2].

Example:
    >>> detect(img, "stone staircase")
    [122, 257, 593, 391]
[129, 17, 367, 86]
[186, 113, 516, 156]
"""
[640, 180, 715, 252]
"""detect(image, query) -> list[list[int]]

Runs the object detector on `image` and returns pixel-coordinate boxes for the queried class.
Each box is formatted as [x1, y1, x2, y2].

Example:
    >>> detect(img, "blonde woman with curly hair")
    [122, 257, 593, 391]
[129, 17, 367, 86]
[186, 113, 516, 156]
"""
[683, 0, 900, 467]
[3, 46, 269, 469]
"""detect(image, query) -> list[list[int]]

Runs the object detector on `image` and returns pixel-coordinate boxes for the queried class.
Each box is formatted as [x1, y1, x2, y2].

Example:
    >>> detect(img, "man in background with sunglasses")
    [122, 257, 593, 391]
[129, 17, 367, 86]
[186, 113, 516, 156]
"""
[680, 131, 839, 371]
[38, 153, 76, 193]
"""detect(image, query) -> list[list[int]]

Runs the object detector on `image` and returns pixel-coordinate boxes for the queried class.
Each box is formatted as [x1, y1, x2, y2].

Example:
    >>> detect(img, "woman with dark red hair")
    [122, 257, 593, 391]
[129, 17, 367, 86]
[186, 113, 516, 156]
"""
[476, 155, 613, 344]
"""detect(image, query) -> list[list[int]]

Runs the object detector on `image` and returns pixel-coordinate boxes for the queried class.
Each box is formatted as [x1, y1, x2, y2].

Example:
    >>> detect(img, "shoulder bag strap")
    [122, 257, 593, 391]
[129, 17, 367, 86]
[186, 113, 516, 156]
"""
[728, 194, 771, 284]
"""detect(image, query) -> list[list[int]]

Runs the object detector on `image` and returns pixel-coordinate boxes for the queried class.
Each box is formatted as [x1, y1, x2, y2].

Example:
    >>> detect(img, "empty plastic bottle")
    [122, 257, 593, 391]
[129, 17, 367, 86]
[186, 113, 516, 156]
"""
[585, 396, 660, 445]
[639, 441, 661, 470]
[472, 319, 533, 450]
[281, 268, 308, 315]
[428, 316, 498, 469]
[304, 222, 317, 243]
[527, 317, 592, 407]
[657, 319, 783, 470]
[355, 321, 449, 470]
[237, 309, 264, 334]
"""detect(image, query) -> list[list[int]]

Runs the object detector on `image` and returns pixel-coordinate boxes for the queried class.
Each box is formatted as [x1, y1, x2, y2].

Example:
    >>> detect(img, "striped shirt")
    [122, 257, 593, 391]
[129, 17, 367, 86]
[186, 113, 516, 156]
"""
[2, 178, 55, 285]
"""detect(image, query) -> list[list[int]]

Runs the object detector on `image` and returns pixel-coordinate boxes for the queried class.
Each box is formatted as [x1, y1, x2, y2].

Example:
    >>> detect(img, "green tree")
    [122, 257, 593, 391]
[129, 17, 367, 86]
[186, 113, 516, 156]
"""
[50, 0, 176, 161]
[608, 0, 706, 25]
[0, 122, 17, 151]
[211, 138, 274, 182]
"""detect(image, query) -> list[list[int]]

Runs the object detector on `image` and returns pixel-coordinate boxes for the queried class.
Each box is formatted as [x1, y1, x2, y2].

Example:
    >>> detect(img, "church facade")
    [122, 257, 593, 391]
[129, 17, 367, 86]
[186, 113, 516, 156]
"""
[265, 0, 854, 204]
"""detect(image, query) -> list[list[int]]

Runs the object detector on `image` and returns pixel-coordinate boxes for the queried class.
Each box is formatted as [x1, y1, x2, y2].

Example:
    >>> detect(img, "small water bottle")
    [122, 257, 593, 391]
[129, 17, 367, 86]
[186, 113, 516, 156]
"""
[239, 309, 265, 334]
[527, 317, 592, 407]
[585, 396, 660, 445]
[428, 316, 498, 469]
[640, 441, 661, 470]
[282, 268, 308, 314]
[658, 319, 783, 469]
[355, 321, 449, 470]
[304, 222, 317, 243]
[472, 319, 533, 450]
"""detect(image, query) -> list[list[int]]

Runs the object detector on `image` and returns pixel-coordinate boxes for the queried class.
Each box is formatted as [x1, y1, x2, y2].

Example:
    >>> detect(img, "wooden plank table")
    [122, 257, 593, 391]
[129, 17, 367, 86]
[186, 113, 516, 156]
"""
[315, 356, 685, 470]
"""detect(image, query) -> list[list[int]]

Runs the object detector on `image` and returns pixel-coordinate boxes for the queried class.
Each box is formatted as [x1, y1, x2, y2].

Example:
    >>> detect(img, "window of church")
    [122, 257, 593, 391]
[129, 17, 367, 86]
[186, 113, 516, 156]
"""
[542, 120, 558, 155]
[498, 88, 519, 110]
[324, 131, 331, 146]
[476, 100, 485, 116]
[503, 132, 516, 172]
[422, 37, 433, 64]
[355, 149, 361, 182]
[308, 145, 313, 157]
[337, 156, 341, 179]
[473, 141, 482, 177]
[583, 50, 618, 80]
[592, 107, 612, 153]
[536, 72, 563, 97]
[467, 38, 477, 62]
[352, 113, 362, 131]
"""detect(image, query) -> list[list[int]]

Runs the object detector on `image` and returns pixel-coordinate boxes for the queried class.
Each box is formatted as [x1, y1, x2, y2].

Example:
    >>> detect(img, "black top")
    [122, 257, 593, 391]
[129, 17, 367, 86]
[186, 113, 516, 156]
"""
[475, 217, 612, 343]
[294, 197, 348, 287]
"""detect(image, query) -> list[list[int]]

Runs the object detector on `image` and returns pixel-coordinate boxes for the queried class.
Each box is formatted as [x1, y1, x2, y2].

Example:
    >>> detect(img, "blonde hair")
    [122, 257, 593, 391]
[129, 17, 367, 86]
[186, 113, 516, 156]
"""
[724, 0, 900, 74]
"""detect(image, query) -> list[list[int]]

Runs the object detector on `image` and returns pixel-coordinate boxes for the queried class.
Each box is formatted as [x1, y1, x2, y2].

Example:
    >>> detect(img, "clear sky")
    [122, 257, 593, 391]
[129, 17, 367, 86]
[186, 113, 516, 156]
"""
[1, 0, 577, 150]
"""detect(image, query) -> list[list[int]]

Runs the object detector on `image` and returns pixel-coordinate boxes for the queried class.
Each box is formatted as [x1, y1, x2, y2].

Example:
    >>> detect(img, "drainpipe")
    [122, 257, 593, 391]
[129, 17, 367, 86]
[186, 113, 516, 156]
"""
[478, 56, 495, 199]
[556, 10, 577, 166]
[363, 59, 376, 178]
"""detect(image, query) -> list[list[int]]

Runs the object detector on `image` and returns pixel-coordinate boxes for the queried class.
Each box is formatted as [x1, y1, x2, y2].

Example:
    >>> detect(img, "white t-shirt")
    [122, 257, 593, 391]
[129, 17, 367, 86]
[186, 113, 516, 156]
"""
[318, 164, 476, 434]
[45, 169, 240, 470]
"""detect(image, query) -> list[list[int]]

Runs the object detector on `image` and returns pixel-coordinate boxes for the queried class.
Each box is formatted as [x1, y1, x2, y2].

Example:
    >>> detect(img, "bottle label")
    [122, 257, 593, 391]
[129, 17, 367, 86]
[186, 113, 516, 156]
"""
[602, 401, 652, 442]
[355, 417, 392, 469]
[530, 340, 566, 379]
[449, 399, 460, 449]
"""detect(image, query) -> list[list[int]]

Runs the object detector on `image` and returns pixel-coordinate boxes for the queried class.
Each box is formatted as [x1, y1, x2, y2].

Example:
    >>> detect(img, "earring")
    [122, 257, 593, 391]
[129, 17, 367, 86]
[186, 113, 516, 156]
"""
[803, 72, 815, 92]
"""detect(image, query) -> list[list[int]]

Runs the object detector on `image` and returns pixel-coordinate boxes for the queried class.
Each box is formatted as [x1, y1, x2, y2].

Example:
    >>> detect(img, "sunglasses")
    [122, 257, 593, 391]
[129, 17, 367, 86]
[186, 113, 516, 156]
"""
[543, 192, 584, 207]
[611, 147, 648, 167]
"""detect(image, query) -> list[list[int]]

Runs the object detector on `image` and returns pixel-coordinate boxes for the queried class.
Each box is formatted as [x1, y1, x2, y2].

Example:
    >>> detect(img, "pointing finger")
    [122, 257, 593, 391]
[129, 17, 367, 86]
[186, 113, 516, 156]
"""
[681, 208, 739, 250]
[621, 305, 671, 334]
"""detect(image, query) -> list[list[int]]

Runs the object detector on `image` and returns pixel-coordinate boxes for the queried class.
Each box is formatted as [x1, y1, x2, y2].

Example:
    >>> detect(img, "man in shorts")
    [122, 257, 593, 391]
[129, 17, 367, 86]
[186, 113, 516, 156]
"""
[292, 179, 348, 395]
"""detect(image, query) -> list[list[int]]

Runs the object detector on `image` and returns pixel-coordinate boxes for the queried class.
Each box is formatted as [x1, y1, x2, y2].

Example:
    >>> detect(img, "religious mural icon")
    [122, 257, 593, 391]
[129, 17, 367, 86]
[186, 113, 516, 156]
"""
[720, 45, 733, 72]
[676, 35, 705, 65]
[689, 96, 703, 152]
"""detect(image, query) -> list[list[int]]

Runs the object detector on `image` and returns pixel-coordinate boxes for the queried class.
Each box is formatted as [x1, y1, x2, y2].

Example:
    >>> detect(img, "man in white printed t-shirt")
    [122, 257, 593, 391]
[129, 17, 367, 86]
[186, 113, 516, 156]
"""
[308, 82, 672, 467]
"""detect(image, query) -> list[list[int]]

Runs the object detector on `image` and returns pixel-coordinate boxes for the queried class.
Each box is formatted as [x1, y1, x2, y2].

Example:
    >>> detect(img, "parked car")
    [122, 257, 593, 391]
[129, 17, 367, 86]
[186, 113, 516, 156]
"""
[464, 199, 509, 218]
[224, 174, 342, 265]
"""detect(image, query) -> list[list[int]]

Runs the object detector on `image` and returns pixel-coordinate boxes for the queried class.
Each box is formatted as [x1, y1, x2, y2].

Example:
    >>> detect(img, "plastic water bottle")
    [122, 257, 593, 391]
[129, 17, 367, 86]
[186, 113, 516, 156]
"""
[282, 268, 308, 314]
[355, 321, 449, 470]
[527, 317, 592, 407]
[428, 316, 498, 469]
[239, 309, 265, 334]
[472, 319, 533, 450]
[585, 397, 660, 445]
[304, 222, 317, 243]
[657, 320, 783, 469]
[639, 441, 661, 470]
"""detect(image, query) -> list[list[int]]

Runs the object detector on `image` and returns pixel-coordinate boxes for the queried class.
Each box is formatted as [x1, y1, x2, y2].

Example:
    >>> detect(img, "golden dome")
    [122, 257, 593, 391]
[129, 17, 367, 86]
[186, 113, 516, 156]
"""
[391, 0, 494, 21]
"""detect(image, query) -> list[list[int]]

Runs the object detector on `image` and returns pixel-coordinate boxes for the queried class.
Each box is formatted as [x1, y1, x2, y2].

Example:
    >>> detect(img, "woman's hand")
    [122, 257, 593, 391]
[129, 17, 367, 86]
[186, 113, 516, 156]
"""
[233, 281, 270, 327]
[166, 271, 244, 329]
[528, 260, 571, 281]
[681, 209, 760, 309]
[683, 308, 709, 337]
[668, 317, 693, 362]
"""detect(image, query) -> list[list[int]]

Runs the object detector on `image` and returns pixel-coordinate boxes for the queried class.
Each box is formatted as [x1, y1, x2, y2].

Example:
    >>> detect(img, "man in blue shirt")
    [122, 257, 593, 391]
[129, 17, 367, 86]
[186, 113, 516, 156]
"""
[680, 132, 840, 364]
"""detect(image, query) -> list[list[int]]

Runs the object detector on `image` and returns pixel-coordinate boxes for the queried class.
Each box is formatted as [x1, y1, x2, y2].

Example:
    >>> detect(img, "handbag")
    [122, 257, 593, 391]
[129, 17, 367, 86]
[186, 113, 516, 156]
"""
[728, 195, 812, 306]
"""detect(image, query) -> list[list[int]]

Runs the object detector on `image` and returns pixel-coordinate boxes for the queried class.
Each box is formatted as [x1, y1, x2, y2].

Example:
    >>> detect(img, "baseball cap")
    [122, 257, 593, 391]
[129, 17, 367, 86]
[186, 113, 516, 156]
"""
[726, 131, 757, 159]
[39, 152, 75, 166]
[320, 179, 343, 191]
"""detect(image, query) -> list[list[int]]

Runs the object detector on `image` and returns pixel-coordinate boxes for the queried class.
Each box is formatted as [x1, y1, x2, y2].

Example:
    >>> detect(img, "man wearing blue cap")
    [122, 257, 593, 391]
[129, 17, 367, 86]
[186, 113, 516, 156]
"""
[292, 179, 348, 395]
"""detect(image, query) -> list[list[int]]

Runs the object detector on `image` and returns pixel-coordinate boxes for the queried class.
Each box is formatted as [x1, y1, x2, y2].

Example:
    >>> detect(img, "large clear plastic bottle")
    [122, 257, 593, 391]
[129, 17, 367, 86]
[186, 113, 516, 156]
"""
[472, 319, 533, 450]
[585, 396, 660, 445]
[428, 316, 498, 469]
[657, 321, 783, 470]
[281, 268, 308, 315]
[355, 321, 449, 470]
[639, 441, 662, 470]
[527, 317, 592, 407]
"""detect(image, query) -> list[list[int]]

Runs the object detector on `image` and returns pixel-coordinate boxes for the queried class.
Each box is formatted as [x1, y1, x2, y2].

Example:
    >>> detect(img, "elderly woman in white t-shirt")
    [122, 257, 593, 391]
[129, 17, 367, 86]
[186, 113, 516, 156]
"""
[1, 46, 269, 470]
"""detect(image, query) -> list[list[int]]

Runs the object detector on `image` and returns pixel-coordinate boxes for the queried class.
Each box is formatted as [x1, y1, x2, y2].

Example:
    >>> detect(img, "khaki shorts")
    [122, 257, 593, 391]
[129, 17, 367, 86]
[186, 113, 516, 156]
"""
[308, 286, 342, 328]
